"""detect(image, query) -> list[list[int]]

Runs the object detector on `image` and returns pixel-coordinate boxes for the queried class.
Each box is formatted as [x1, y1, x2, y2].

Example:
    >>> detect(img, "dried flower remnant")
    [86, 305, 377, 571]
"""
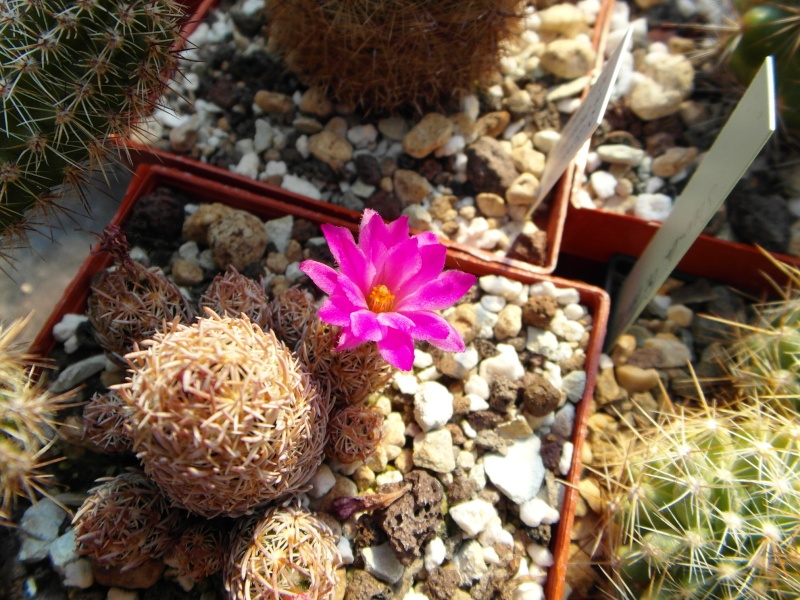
[300, 209, 476, 371]
[118, 311, 329, 517]
[331, 483, 412, 520]
[225, 504, 341, 600]
[199, 267, 270, 328]
[73, 471, 183, 570]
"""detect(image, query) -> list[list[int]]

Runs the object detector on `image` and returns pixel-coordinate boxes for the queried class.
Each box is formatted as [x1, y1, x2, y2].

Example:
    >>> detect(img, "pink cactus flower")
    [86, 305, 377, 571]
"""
[299, 209, 476, 371]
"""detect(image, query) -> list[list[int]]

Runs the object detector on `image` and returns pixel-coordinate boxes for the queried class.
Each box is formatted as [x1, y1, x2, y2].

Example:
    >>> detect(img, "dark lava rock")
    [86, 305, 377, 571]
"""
[521, 372, 561, 417]
[425, 566, 462, 600]
[488, 377, 520, 413]
[346, 569, 392, 600]
[124, 186, 185, 245]
[507, 229, 548, 266]
[465, 136, 519, 196]
[365, 190, 403, 222]
[354, 153, 383, 186]
[522, 294, 559, 328]
[727, 189, 792, 253]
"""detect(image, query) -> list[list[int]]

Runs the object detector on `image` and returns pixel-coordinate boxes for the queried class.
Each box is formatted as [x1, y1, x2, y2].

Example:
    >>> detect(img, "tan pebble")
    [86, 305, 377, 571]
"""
[308, 130, 353, 171]
[474, 110, 511, 138]
[377, 116, 408, 141]
[578, 478, 604, 514]
[298, 86, 333, 118]
[573, 494, 588, 518]
[353, 466, 375, 491]
[365, 445, 388, 472]
[505, 172, 539, 205]
[538, 3, 587, 37]
[511, 145, 546, 178]
[566, 544, 600, 596]
[324, 116, 348, 139]
[208, 211, 268, 271]
[253, 90, 294, 114]
[265, 252, 289, 274]
[183, 203, 234, 242]
[379, 176, 393, 193]
[666, 304, 693, 327]
[652, 146, 698, 178]
[393, 169, 431, 204]
[100, 369, 126, 388]
[393, 447, 414, 474]
[610, 334, 637, 364]
[450, 112, 476, 140]
[285, 239, 303, 263]
[541, 38, 596, 80]
[402, 113, 453, 159]
[581, 441, 593, 466]
[333, 567, 347, 600]
[170, 258, 203, 287]
[476, 192, 507, 218]
[292, 115, 324, 134]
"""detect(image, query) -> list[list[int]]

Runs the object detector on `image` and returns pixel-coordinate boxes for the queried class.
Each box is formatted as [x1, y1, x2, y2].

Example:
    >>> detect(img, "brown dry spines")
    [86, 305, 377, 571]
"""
[266, 285, 316, 349]
[118, 312, 330, 517]
[199, 267, 270, 328]
[225, 504, 341, 600]
[325, 403, 385, 464]
[81, 390, 132, 453]
[266, 0, 525, 113]
[87, 226, 194, 363]
[72, 471, 183, 570]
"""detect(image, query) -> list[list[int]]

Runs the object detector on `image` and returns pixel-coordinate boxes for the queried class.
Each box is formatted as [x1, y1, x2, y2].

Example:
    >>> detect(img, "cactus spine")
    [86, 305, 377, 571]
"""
[0, 0, 185, 256]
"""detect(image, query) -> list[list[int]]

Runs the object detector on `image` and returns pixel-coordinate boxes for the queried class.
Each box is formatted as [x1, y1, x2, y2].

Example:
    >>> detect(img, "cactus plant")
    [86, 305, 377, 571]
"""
[0, 314, 73, 525]
[225, 504, 341, 600]
[73, 470, 184, 570]
[117, 311, 331, 518]
[724, 0, 800, 129]
[325, 403, 385, 463]
[199, 267, 270, 328]
[87, 225, 194, 363]
[81, 390, 133, 454]
[266, 0, 525, 113]
[0, 0, 186, 257]
[599, 398, 800, 599]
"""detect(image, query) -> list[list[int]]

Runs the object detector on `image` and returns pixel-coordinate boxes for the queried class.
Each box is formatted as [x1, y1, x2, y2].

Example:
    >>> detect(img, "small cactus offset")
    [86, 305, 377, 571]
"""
[599, 399, 800, 600]
[266, 0, 525, 112]
[0, 314, 72, 525]
[724, 0, 800, 129]
[0, 0, 185, 256]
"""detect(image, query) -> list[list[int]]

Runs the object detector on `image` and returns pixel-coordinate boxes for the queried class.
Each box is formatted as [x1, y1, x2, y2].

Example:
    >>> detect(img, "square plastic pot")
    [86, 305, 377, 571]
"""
[32, 163, 610, 600]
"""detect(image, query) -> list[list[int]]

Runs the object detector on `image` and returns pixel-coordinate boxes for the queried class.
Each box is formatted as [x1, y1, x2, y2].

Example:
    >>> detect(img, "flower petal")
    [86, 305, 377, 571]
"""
[377, 327, 415, 371]
[335, 327, 364, 351]
[377, 311, 415, 332]
[400, 310, 453, 341]
[393, 242, 447, 298]
[351, 310, 385, 342]
[323, 223, 373, 293]
[397, 270, 477, 311]
[318, 298, 352, 327]
[299, 260, 339, 295]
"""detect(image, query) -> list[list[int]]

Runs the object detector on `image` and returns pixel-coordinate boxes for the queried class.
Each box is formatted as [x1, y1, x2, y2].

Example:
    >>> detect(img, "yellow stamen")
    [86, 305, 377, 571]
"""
[367, 284, 395, 313]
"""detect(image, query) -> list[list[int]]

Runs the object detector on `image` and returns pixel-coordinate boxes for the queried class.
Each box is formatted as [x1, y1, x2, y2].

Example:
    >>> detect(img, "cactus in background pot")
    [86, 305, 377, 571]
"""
[266, 0, 526, 113]
[724, 0, 800, 129]
[599, 398, 800, 599]
[0, 0, 185, 257]
[117, 311, 331, 518]
[0, 314, 72, 524]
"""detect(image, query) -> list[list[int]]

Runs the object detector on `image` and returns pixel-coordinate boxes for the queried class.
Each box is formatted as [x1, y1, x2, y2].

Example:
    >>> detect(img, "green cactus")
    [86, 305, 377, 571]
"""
[0, 0, 185, 257]
[725, 0, 800, 130]
[599, 399, 800, 599]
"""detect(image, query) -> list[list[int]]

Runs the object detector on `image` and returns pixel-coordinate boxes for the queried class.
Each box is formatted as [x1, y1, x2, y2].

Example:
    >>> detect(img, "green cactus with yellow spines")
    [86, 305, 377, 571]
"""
[0, 0, 185, 258]
[599, 398, 800, 600]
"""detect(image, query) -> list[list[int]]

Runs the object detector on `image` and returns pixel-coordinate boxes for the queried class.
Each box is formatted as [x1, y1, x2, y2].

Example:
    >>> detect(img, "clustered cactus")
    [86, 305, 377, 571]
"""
[600, 399, 800, 599]
[266, 0, 526, 112]
[0, 0, 185, 257]
[0, 314, 71, 524]
[724, 0, 800, 129]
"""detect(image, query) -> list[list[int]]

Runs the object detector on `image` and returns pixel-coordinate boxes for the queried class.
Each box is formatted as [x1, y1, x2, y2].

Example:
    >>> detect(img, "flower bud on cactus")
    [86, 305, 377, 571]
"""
[0, 0, 185, 256]
[599, 400, 800, 599]
[266, 0, 525, 112]
[225, 504, 341, 600]
[72, 470, 183, 570]
[199, 267, 270, 329]
[118, 312, 330, 517]
[0, 314, 71, 524]
[87, 225, 194, 363]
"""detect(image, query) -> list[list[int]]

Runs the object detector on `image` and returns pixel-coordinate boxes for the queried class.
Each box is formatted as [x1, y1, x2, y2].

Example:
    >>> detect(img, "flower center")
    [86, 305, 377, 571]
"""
[367, 284, 395, 313]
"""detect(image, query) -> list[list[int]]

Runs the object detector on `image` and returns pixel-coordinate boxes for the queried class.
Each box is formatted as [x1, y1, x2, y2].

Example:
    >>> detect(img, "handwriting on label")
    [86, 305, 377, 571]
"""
[607, 57, 776, 346]
[527, 26, 634, 221]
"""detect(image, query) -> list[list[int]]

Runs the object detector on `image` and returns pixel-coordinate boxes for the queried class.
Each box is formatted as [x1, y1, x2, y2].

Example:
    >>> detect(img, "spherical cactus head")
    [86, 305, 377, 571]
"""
[224, 504, 341, 600]
[87, 226, 195, 362]
[72, 470, 183, 569]
[81, 390, 133, 454]
[266, 0, 525, 113]
[325, 403, 385, 464]
[600, 401, 800, 599]
[199, 267, 270, 329]
[266, 285, 316, 350]
[163, 521, 226, 582]
[118, 312, 329, 517]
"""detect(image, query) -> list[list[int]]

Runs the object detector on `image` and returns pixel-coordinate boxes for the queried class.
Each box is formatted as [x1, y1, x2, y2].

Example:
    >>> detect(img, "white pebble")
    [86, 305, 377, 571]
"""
[479, 275, 524, 300]
[435, 134, 466, 157]
[467, 393, 490, 412]
[414, 381, 454, 432]
[559, 441, 574, 475]
[231, 152, 259, 179]
[264, 160, 287, 177]
[532, 130, 561, 153]
[253, 119, 274, 152]
[62, 558, 93, 588]
[634, 193, 673, 221]
[347, 124, 378, 148]
[424, 537, 447, 571]
[281, 174, 322, 200]
[478, 516, 514, 549]
[563, 303, 586, 320]
[462, 420, 478, 439]
[416, 365, 441, 381]
[308, 464, 336, 498]
[338, 536, 354, 565]
[554, 287, 580, 306]
[394, 372, 419, 395]
[464, 374, 490, 400]
[549, 313, 585, 342]
[449, 499, 498, 537]
[645, 176, 665, 193]
[483, 435, 545, 504]
[561, 370, 587, 403]
[519, 497, 560, 527]
[362, 544, 405, 584]
[52, 314, 88, 342]
[527, 544, 554, 568]
[375, 470, 404, 486]
[589, 170, 617, 200]
[479, 344, 524, 385]
[552, 403, 576, 438]
[480, 294, 507, 313]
